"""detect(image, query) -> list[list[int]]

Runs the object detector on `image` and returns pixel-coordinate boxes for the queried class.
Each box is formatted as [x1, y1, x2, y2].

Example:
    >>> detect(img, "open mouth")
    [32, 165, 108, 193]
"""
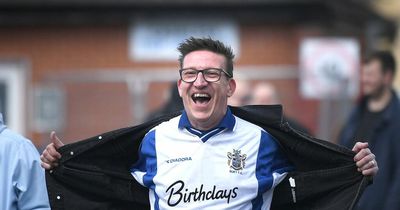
[191, 93, 211, 104]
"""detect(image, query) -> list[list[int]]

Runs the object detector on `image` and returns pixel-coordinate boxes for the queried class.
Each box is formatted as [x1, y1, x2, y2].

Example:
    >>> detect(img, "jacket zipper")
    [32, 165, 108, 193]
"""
[289, 177, 297, 203]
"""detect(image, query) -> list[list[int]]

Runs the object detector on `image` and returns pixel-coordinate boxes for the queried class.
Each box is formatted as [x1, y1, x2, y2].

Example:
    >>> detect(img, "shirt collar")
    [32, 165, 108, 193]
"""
[178, 107, 235, 131]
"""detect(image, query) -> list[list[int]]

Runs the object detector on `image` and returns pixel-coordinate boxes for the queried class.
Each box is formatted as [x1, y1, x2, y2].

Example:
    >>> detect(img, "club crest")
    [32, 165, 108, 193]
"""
[227, 149, 247, 172]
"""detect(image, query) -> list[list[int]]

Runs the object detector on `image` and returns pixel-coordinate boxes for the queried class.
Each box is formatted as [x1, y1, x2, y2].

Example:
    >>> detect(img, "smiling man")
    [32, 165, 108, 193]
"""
[130, 38, 294, 209]
[41, 37, 378, 210]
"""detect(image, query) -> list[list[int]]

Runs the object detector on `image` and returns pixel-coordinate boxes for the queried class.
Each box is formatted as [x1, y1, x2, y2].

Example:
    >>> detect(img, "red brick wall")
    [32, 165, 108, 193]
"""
[240, 24, 299, 65]
[0, 23, 322, 146]
[238, 24, 319, 135]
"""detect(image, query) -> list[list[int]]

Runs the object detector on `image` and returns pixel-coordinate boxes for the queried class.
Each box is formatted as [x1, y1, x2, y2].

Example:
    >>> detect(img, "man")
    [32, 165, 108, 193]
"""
[250, 82, 310, 135]
[42, 37, 377, 209]
[339, 51, 399, 210]
[0, 113, 50, 210]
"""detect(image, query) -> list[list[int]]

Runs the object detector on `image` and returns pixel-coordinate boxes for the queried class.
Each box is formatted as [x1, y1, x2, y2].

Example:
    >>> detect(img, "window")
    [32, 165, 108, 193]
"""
[0, 62, 27, 134]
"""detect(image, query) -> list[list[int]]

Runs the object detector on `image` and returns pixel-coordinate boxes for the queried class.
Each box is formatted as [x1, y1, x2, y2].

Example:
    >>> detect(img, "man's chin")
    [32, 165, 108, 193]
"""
[362, 89, 372, 96]
[191, 112, 212, 121]
[363, 90, 382, 99]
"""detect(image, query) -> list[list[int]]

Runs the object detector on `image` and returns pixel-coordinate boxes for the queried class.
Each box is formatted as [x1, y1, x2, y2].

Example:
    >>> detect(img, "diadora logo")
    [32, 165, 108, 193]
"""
[166, 157, 193, 164]
[227, 149, 247, 174]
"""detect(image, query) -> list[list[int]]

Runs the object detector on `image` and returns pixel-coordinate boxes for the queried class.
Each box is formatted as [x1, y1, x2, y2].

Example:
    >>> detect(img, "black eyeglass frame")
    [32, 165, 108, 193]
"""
[179, 68, 232, 83]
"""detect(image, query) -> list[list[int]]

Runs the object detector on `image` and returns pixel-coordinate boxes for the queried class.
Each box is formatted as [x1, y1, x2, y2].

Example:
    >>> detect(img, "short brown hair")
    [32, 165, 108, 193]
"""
[177, 37, 235, 78]
[364, 50, 396, 76]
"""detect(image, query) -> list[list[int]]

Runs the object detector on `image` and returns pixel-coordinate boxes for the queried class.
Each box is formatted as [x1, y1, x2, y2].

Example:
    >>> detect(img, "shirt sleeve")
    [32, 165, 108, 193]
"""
[130, 130, 158, 190]
[14, 140, 50, 210]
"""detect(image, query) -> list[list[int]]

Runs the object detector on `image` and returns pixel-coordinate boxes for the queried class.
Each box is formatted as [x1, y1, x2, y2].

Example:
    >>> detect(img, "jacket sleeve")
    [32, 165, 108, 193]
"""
[45, 123, 157, 210]
[382, 137, 400, 208]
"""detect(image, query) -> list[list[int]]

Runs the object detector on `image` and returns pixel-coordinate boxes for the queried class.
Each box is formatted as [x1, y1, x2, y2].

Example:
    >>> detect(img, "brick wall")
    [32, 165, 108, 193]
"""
[0, 23, 322, 146]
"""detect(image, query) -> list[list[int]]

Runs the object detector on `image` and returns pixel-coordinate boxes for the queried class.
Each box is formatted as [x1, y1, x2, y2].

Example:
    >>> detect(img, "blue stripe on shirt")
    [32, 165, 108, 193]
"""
[200, 127, 225, 142]
[142, 130, 158, 189]
[131, 130, 160, 209]
[154, 192, 160, 210]
[252, 130, 294, 209]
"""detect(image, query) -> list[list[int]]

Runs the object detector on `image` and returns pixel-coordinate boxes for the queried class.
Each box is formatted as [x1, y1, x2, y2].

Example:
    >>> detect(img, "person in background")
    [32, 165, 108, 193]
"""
[339, 50, 399, 210]
[227, 79, 251, 106]
[0, 113, 50, 210]
[146, 82, 184, 120]
[250, 82, 311, 135]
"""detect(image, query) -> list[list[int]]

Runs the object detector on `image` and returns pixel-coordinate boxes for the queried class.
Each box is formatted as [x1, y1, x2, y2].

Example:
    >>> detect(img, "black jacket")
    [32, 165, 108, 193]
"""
[46, 105, 370, 210]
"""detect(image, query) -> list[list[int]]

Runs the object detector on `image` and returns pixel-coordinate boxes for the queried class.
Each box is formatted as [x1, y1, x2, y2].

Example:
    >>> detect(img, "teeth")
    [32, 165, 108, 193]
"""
[192, 93, 211, 104]
[194, 93, 209, 98]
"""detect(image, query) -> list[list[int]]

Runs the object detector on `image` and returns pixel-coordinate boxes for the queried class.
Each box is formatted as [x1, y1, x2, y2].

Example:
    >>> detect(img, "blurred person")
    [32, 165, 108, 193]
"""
[227, 79, 251, 106]
[250, 82, 311, 135]
[41, 37, 377, 209]
[146, 82, 184, 120]
[339, 50, 399, 210]
[0, 113, 50, 210]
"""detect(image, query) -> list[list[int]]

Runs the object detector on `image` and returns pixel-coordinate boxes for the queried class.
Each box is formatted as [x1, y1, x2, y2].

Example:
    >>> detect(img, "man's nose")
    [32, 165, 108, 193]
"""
[193, 72, 208, 86]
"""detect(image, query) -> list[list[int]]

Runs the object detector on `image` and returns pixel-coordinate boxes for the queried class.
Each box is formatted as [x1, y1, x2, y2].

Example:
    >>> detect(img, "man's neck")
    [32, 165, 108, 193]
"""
[190, 121, 219, 131]
[367, 88, 392, 112]
[183, 109, 231, 131]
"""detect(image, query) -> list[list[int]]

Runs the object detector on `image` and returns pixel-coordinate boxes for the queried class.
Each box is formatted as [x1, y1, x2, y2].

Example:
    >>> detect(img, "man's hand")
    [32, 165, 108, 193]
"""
[353, 142, 379, 176]
[40, 131, 64, 170]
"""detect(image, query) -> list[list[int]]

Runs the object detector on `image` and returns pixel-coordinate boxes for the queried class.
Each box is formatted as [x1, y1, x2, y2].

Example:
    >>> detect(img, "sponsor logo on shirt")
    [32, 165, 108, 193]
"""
[166, 180, 238, 206]
[166, 157, 192, 164]
[227, 149, 247, 174]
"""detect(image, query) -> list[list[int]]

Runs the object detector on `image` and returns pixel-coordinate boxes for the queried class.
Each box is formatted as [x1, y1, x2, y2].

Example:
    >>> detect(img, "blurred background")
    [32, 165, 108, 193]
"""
[0, 0, 399, 149]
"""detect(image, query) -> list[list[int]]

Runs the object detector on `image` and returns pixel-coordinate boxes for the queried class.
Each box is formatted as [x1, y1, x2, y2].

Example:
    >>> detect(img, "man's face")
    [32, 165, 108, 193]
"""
[178, 50, 236, 130]
[361, 59, 391, 98]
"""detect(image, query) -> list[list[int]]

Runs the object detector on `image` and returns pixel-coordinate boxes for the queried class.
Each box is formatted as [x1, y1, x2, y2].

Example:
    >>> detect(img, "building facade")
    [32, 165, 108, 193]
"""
[0, 0, 395, 146]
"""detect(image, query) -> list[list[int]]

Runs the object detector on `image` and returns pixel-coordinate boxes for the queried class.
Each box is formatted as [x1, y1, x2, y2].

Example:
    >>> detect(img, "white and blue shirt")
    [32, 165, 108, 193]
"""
[131, 108, 293, 210]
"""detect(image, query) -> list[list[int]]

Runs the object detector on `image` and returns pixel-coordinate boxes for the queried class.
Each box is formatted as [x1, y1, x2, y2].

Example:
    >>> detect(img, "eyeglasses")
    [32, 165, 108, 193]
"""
[179, 68, 232, 83]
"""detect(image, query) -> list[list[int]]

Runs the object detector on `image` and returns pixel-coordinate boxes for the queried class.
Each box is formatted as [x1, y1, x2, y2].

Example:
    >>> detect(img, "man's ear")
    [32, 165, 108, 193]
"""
[227, 79, 236, 97]
[177, 80, 183, 97]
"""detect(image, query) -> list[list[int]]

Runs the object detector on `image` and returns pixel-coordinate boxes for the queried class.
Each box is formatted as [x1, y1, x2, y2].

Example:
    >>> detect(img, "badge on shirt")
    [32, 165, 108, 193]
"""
[227, 149, 247, 174]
